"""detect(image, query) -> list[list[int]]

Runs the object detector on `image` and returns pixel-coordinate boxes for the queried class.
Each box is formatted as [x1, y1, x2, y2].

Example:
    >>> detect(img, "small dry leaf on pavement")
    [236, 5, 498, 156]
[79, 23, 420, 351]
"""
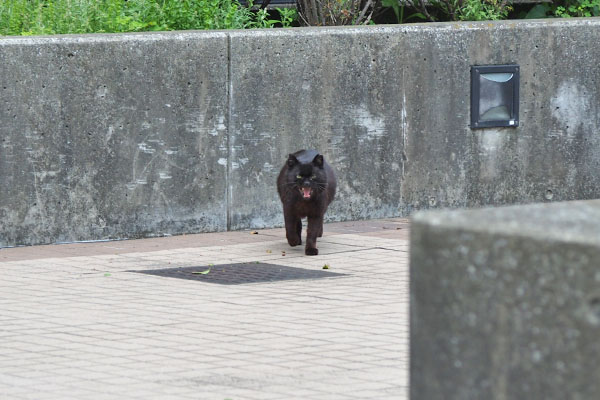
[191, 263, 214, 275]
[192, 269, 211, 275]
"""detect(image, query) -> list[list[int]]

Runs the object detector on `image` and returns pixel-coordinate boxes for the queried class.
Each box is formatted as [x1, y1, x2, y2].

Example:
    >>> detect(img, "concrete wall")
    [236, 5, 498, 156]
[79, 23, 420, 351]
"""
[2, 18, 600, 246]
[410, 200, 600, 400]
[0, 32, 230, 246]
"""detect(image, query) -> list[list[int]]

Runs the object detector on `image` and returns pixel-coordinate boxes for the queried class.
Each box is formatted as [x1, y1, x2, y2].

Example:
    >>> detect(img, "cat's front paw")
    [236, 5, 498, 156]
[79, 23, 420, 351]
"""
[305, 247, 318, 256]
[287, 236, 302, 247]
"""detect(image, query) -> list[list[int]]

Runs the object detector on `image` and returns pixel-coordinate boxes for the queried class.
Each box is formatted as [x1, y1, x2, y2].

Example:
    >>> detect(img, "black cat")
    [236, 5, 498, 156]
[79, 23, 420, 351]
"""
[276, 150, 336, 256]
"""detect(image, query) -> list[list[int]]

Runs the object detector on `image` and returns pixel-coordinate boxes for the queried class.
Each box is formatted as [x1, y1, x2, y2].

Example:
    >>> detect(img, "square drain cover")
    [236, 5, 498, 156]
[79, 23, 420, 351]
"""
[132, 262, 346, 285]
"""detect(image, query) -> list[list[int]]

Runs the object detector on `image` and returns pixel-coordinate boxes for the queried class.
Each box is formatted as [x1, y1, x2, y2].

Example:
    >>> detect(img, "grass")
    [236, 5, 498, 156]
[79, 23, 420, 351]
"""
[0, 0, 272, 36]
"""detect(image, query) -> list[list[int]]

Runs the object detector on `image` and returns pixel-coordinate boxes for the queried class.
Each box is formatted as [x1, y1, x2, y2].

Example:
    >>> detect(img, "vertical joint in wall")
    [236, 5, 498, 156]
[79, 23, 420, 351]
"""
[226, 33, 232, 231]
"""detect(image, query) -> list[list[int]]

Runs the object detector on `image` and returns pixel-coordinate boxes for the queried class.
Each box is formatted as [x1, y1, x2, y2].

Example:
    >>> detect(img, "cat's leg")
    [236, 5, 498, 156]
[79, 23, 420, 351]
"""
[284, 212, 302, 247]
[296, 219, 302, 244]
[305, 216, 321, 256]
[317, 221, 323, 238]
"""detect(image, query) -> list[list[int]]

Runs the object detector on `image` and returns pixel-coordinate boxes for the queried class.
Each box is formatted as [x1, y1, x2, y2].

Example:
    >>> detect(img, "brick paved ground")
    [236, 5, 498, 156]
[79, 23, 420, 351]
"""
[0, 219, 409, 400]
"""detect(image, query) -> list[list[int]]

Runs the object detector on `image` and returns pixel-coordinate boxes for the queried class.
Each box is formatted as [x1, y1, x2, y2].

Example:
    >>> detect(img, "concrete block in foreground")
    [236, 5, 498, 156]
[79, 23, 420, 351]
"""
[410, 200, 600, 400]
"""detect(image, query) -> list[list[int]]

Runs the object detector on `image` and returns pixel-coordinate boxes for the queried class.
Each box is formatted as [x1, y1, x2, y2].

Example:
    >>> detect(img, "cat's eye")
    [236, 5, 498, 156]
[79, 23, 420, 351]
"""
[311, 175, 316, 179]
[296, 175, 302, 179]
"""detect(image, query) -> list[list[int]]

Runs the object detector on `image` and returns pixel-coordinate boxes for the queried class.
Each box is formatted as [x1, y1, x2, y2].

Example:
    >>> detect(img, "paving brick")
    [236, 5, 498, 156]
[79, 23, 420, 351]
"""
[0, 218, 408, 399]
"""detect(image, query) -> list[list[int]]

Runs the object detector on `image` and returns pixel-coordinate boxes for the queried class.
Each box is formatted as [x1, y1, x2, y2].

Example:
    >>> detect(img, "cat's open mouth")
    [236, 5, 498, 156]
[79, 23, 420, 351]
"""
[300, 187, 312, 199]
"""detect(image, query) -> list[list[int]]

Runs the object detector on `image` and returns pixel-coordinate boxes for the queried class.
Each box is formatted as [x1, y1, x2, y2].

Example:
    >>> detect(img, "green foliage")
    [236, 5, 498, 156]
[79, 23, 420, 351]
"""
[297, 0, 378, 26]
[521, 0, 600, 18]
[250, 7, 280, 28]
[276, 7, 298, 28]
[382, 0, 401, 21]
[554, 0, 600, 17]
[381, 0, 427, 23]
[0, 0, 298, 36]
[399, 0, 512, 22]
[456, 0, 512, 20]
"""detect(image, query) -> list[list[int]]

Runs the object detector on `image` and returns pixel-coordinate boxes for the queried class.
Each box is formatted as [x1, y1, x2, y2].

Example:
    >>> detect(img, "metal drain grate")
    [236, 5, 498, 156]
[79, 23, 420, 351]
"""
[132, 262, 346, 285]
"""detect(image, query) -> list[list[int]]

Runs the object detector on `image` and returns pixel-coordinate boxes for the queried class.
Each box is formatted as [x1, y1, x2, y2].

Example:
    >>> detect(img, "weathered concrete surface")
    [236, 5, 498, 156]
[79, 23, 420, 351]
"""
[2, 19, 600, 245]
[228, 28, 405, 229]
[399, 19, 600, 212]
[226, 19, 600, 230]
[410, 200, 600, 400]
[0, 32, 229, 246]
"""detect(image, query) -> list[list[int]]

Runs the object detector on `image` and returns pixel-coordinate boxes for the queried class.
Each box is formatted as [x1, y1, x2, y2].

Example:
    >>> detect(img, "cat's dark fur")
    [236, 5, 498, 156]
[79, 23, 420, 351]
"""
[277, 150, 336, 256]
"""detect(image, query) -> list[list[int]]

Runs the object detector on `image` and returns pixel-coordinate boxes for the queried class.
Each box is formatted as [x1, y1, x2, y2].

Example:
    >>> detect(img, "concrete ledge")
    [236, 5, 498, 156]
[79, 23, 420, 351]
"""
[2, 19, 600, 246]
[410, 200, 600, 399]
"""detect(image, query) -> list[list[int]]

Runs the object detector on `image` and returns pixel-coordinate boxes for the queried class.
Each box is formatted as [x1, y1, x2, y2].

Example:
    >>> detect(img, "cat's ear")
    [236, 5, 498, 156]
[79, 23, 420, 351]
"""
[312, 154, 324, 168]
[287, 154, 299, 168]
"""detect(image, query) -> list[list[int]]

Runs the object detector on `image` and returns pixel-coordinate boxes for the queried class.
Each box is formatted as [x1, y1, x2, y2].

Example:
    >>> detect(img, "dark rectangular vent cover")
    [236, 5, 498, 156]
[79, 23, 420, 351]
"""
[132, 262, 346, 285]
